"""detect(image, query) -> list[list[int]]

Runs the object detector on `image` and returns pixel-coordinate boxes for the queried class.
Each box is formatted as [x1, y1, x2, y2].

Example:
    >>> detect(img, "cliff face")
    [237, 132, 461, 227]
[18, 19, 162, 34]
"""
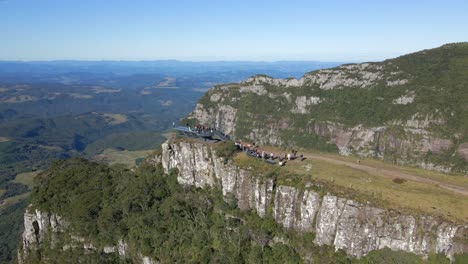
[162, 141, 274, 217]
[20, 208, 65, 261]
[18, 140, 468, 262]
[161, 141, 468, 260]
[186, 44, 468, 172]
[19, 207, 156, 264]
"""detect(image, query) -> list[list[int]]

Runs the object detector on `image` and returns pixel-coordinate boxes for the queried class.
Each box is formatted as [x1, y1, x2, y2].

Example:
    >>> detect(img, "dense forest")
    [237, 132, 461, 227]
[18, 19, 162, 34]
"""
[22, 158, 466, 263]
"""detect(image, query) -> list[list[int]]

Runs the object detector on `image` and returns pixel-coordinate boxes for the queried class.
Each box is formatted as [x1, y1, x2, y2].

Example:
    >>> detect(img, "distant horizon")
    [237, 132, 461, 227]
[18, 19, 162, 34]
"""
[1, 42, 465, 64]
[0, 45, 436, 63]
[0, 59, 348, 63]
[0, 42, 446, 64]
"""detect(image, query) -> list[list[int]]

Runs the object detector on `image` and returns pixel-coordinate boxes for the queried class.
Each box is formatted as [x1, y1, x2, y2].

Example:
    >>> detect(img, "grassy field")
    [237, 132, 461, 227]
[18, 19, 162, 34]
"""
[0, 171, 41, 210]
[233, 149, 468, 223]
[258, 144, 468, 190]
[304, 150, 468, 187]
[286, 158, 468, 222]
[0, 193, 30, 210]
[13, 171, 41, 188]
[93, 148, 156, 167]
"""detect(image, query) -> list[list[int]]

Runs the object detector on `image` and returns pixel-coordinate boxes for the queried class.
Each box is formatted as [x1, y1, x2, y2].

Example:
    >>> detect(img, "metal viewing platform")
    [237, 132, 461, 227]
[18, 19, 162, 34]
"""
[173, 126, 230, 143]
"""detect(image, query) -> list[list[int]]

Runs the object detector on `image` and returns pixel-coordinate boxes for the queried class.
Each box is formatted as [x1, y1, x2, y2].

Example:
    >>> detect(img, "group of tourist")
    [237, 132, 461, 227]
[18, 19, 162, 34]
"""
[234, 142, 304, 166]
[188, 124, 216, 134]
[175, 123, 304, 166]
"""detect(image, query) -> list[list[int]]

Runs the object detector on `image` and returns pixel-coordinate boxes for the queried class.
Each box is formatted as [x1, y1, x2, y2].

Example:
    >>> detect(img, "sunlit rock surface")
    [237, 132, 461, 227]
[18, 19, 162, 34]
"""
[160, 141, 467, 260]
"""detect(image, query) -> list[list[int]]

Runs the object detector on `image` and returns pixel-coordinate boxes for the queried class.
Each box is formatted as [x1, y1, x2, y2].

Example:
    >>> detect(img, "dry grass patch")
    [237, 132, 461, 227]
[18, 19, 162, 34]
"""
[94, 148, 155, 167]
[154, 77, 177, 88]
[13, 171, 41, 188]
[38, 145, 63, 151]
[0, 171, 41, 210]
[92, 86, 120, 93]
[159, 100, 173, 106]
[0, 193, 29, 210]
[140, 89, 152, 95]
[255, 144, 468, 190]
[284, 158, 468, 222]
[309, 150, 468, 187]
[69, 93, 93, 99]
[2, 95, 38, 103]
[102, 113, 128, 125]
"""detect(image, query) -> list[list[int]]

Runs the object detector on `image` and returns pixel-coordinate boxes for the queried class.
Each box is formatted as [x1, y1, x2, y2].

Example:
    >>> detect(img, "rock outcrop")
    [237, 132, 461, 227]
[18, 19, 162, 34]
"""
[160, 141, 468, 260]
[186, 44, 468, 172]
[20, 208, 65, 260]
[189, 75, 462, 171]
[162, 141, 274, 217]
[18, 207, 156, 264]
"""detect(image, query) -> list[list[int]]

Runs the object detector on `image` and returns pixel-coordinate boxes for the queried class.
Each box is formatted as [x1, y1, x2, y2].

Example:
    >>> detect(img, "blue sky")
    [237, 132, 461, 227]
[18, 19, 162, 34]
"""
[0, 0, 467, 61]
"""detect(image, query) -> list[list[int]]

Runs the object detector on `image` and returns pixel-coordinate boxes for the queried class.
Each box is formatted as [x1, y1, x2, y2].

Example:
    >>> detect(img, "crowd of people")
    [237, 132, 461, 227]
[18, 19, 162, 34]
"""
[175, 123, 304, 166]
[188, 124, 217, 134]
[234, 141, 304, 166]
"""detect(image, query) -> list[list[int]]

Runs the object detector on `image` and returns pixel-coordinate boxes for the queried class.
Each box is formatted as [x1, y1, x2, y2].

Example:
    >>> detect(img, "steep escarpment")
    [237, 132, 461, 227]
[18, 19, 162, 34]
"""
[17, 159, 161, 264]
[185, 43, 468, 172]
[161, 141, 468, 260]
[19, 142, 468, 263]
[19, 158, 315, 263]
[162, 141, 274, 217]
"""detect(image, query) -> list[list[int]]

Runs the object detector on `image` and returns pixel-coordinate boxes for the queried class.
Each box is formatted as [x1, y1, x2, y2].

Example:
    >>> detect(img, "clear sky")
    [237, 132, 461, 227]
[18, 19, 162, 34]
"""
[0, 0, 467, 61]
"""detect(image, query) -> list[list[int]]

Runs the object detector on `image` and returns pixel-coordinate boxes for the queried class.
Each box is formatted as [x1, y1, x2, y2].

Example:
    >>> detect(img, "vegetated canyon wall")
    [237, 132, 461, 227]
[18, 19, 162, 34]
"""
[18, 44, 468, 262]
[159, 141, 467, 260]
[186, 45, 468, 172]
[18, 140, 468, 263]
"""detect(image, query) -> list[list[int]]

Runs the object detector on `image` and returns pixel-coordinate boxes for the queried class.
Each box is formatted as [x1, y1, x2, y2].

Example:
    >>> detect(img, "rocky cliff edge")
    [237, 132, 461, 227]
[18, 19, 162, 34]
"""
[160, 140, 468, 260]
